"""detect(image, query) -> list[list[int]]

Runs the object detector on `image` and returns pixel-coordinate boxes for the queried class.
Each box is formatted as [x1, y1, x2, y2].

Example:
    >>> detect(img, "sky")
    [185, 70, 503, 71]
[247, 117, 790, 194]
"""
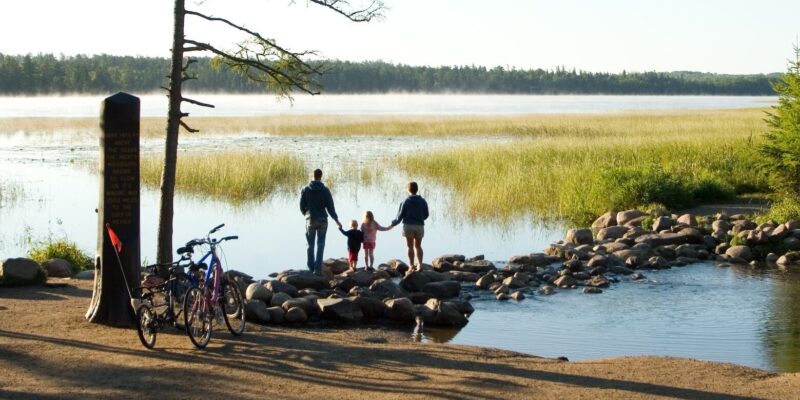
[1, 0, 798, 74]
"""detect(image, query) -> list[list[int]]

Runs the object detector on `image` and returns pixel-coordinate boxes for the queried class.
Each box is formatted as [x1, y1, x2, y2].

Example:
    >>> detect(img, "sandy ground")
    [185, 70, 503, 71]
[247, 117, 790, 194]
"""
[1, 279, 799, 400]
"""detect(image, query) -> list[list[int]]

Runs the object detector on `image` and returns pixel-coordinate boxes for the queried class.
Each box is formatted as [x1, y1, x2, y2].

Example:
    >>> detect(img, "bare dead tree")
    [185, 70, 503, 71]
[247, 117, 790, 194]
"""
[157, 0, 385, 265]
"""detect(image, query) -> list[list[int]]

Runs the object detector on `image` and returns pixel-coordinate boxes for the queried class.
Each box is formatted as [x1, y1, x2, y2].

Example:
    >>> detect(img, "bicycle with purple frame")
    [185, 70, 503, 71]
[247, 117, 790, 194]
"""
[181, 223, 246, 349]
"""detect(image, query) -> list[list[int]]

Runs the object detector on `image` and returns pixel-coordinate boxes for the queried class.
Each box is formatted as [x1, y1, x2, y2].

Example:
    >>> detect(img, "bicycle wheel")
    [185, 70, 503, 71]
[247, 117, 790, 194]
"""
[221, 277, 246, 336]
[169, 273, 191, 328]
[183, 286, 212, 349]
[136, 303, 157, 349]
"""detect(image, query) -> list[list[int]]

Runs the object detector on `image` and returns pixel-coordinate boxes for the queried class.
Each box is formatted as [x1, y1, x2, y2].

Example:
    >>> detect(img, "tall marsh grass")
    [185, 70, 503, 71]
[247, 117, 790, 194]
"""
[140, 151, 306, 202]
[400, 112, 769, 225]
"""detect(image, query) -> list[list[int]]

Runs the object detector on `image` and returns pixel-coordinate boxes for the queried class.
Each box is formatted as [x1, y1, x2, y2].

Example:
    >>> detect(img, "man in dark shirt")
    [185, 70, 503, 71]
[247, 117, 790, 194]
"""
[339, 220, 364, 271]
[300, 169, 342, 275]
[390, 181, 429, 271]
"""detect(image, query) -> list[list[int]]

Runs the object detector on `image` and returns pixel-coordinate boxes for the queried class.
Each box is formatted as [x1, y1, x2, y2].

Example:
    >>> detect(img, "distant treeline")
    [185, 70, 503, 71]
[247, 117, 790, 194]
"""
[0, 53, 781, 95]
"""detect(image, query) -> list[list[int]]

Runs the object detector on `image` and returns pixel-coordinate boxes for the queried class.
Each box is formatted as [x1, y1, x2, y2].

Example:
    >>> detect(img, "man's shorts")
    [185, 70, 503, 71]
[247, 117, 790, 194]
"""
[363, 241, 376, 250]
[402, 224, 425, 240]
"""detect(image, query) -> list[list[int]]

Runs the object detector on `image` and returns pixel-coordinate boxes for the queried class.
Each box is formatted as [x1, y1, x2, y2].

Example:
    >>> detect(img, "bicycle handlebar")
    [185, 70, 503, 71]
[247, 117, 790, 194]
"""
[209, 223, 225, 234]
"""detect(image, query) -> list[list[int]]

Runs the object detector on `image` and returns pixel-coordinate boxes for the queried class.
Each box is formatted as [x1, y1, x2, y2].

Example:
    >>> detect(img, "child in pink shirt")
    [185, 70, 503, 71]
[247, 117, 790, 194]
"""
[360, 211, 392, 271]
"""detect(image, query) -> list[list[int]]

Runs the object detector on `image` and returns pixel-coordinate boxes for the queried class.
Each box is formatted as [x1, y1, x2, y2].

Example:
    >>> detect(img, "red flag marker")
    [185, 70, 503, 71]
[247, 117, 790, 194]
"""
[105, 223, 123, 253]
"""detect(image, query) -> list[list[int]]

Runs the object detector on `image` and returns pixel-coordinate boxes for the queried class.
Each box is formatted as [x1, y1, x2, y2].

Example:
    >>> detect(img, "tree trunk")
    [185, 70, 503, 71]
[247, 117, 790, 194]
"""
[157, 0, 186, 265]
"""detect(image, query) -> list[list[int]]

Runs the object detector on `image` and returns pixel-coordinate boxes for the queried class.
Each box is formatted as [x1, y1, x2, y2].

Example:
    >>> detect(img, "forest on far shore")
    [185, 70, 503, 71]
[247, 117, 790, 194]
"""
[0, 53, 781, 95]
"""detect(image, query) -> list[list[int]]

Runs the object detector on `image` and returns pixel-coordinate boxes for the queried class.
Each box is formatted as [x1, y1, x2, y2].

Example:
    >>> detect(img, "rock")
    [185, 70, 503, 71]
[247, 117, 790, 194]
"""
[765, 253, 779, 263]
[783, 236, 800, 251]
[587, 255, 608, 268]
[386, 259, 410, 275]
[278, 270, 328, 290]
[496, 293, 510, 301]
[73, 269, 94, 280]
[602, 242, 630, 253]
[675, 244, 699, 259]
[349, 270, 379, 287]
[566, 228, 594, 245]
[432, 254, 465, 270]
[538, 286, 556, 295]
[265, 280, 298, 297]
[42, 258, 73, 278]
[282, 297, 314, 314]
[507, 253, 549, 268]
[476, 273, 498, 289]
[647, 256, 669, 269]
[769, 224, 791, 241]
[317, 298, 363, 322]
[348, 296, 386, 319]
[0, 258, 44, 285]
[322, 258, 350, 275]
[624, 216, 648, 227]
[586, 275, 610, 288]
[244, 300, 270, 323]
[461, 259, 496, 274]
[583, 287, 603, 294]
[270, 292, 292, 308]
[609, 265, 634, 275]
[564, 259, 584, 272]
[635, 233, 687, 247]
[408, 291, 435, 304]
[284, 307, 308, 323]
[785, 220, 800, 231]
[592, 211, 617, 229]
[597, 226, 628, 241]
[493, 284, 510, 295]
[384, 297, 416, 322]
[651, 216, 674, 232]
[425, 299, 469, 327]
[725, 245, 753, 262]
[422, 280, 461, 299]
[510, 291, 525, 301]
[332, 276, 358, 292]
[625, 256, 642, 268]
[677, 214, 697, 227]
[677, 228, 704, 244]
[401, 270, 448, 292]
[246, 283, 273, 303]
[365, 279, 402, 299]
[446, 271, 479, 282]
[553, 275, 576, 288]
[712, 220, 732, 233]
[617, 210, 645, 226]
[631, 272, 647, 281]
[502, 276, 527, 289]
[414, 304, 437, 322]
[266, 306, 285, 323]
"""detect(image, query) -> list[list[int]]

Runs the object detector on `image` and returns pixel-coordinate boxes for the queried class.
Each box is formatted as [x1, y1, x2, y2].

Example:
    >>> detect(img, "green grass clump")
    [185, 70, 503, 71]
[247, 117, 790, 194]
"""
[400, 113, 767, 225]
[27, 238, 93, 273]
[140, 151, 306, 202]
[757, 198, 800, 224]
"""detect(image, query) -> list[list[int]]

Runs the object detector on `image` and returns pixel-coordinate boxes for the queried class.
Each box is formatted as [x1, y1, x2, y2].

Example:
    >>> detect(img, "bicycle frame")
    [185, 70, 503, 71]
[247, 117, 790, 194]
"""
[195, 247, 224, 304]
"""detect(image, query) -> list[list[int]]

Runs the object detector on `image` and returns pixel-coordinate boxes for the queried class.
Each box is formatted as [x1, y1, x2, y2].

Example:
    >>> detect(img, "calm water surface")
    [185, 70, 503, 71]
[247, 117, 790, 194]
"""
[1, 94, 798, 373]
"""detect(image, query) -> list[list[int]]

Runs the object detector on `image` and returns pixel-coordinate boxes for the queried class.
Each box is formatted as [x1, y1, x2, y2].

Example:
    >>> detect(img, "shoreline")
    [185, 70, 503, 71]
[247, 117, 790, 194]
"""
[1, 279, 799, 399]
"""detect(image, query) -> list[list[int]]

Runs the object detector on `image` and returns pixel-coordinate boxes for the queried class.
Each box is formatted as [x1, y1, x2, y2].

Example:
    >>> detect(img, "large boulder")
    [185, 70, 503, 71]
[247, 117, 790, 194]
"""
[0, 258, 45, 285]
[597, 226, 629, 241]
[384, 297, 416, 322]
[244, 299, 270, 323]
[386, 259, 410, 275]
[246, 283, 273, 303]
[422, 280, 461, 299]
[265, 280, 298, 297]
[476, 273, 499, 289]
[553, 275, 576, 288]
[566, 228, 594, 245]
[400, 270, 448, 293]
[351, 296, 388, 319]
[432, 254, 465, 270]
[586, 275, 610, 288]
[712, 220, 732, 233]
[677, 214, 697, 227]
[284, 307, 308, 323]
[369, 278, 407, 299]
[617, 210, 645, 226]
[507, 253, 549, 269]
[635, 232, 693, 247]
[424, 299, 468, 328]
[502, 275, 527, 289]
[350, 270, 381, 287]
[317, 298, 363, 322]
[725, 245, 753, 262]
[323, 258, 350, 275]
[651, 216, 674, 232]
[270, 292, 292, 308]
[460, 259, 496, 274]
[592, 212, 617, 229]
[42, 258, 73, 278]
[266, 306, 285, 323]
[446, 271, 480, 282]
[278, 270, 328, 290]
[282, 297, 314, 314]
[73, 270, 95, 280]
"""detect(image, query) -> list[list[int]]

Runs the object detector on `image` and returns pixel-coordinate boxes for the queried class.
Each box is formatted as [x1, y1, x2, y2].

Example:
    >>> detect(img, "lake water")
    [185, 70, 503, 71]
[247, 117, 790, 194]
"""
[2, 94, 798, 373]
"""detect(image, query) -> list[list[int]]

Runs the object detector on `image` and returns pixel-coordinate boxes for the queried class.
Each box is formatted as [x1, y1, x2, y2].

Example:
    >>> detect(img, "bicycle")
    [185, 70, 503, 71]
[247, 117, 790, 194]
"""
[181, 223, 245, 349]
[134, 255, 203, 349]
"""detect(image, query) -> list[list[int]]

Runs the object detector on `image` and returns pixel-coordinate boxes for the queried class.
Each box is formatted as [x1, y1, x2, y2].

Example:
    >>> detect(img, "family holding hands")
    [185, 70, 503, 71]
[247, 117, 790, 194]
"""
[300, 168, 429, 275]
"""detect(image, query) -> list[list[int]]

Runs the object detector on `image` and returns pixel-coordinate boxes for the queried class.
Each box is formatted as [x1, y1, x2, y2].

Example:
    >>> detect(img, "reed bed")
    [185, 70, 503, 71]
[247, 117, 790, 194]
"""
[400, 117, 769, 225]
[0, 108, 767, 139]
[140, 151, 306, 202]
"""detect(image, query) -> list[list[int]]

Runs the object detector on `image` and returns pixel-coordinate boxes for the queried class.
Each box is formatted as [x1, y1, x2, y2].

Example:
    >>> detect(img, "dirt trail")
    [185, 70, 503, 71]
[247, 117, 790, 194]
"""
[1, 279, 798, 400]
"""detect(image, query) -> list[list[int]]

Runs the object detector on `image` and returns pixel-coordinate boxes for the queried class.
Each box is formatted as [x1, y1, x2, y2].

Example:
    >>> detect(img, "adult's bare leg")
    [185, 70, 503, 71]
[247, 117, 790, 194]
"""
[405, 236, 415, 268]
[414, 237, 424, 268]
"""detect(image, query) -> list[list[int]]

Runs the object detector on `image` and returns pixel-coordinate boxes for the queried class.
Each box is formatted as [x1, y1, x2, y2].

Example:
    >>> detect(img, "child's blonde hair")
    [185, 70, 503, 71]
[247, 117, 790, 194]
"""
[362, 210, 375, 225]
[350, 219, 358, 229]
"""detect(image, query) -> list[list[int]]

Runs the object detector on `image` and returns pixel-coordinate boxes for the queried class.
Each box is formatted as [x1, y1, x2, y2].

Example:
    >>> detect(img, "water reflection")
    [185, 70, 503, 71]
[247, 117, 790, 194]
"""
[765, 267, 800, 372]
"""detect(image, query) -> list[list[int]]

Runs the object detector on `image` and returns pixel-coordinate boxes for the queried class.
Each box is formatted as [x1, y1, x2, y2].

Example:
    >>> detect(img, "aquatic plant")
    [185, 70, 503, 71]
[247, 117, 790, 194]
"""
[27, 238, 93, 273]
[140, 151, 306, 202]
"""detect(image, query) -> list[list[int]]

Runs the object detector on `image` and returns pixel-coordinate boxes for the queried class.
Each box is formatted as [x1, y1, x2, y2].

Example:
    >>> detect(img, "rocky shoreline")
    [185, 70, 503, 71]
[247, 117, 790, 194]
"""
[3, 208, 799, 331]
